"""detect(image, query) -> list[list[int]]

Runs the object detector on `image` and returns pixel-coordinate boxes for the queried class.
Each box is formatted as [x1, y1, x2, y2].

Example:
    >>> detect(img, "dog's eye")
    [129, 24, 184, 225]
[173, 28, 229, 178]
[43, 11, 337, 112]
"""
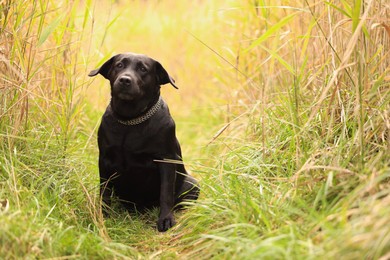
[139, 66, 147, 73]
[116, 63, 123, 68]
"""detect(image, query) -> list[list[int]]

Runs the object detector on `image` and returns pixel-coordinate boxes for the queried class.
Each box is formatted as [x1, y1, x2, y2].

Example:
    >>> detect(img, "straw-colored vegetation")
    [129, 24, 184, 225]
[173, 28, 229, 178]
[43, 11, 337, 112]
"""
[1, 0, 389, 259]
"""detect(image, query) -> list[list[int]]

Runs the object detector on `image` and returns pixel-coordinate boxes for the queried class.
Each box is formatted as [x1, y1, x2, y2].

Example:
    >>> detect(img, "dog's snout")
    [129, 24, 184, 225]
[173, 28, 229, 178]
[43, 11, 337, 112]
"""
[119, 76, 132, 86]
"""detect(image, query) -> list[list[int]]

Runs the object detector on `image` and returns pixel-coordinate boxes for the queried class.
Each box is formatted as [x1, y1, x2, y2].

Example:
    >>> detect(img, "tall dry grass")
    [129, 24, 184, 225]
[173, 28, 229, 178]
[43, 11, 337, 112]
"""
[0, 1, 119, 258]
[0, 0, 389, 259]
[161, 1, 390, 258]
[1, 0, 92, 147]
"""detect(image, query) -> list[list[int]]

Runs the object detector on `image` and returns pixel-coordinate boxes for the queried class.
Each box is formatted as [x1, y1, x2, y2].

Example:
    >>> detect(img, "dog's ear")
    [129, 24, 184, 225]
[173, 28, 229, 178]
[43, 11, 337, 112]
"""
[155, 61, 178, 89]
[88, 55, 118, 79]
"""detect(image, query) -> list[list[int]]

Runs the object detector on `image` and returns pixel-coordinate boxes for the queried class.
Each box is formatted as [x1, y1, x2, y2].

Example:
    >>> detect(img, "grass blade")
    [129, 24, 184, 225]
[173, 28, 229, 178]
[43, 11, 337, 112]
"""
[38, 14, 64, 46]
[246, 13, 296, 52]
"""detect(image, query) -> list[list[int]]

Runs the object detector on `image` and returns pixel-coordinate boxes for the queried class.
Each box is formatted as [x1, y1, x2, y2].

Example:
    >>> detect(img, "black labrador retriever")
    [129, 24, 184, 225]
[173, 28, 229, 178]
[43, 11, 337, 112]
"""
[89, 53, 199, 232]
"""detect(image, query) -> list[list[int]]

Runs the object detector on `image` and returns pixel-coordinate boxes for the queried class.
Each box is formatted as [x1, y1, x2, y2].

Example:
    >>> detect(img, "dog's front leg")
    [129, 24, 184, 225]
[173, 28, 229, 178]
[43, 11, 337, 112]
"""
[157, 163, 176, 232]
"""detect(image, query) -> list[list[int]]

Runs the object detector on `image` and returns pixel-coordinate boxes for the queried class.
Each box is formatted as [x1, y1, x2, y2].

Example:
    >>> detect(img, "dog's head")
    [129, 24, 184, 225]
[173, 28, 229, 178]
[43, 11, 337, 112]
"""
[89, 53, 177, 102]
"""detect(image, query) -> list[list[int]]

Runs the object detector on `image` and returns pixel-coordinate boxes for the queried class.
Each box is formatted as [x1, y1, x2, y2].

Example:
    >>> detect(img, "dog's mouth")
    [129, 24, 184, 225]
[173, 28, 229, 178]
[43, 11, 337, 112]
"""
[113, 85, 143, 102]
[112, 75, 145, 102]
[117, 92, 137, 101]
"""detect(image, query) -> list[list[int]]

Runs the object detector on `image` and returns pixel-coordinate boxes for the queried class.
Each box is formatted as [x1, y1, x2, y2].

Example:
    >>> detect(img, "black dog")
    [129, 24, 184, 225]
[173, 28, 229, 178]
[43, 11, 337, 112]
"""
[89, 53, 199, 232]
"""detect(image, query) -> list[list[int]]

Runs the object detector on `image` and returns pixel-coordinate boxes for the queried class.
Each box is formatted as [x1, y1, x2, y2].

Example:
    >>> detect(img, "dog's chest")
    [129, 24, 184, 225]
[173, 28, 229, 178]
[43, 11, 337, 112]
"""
[99, 118, 169, 158]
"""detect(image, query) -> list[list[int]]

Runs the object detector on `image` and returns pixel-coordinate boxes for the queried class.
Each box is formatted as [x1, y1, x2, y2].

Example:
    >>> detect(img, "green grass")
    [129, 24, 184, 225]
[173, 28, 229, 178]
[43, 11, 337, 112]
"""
[1, 0, 389, 259]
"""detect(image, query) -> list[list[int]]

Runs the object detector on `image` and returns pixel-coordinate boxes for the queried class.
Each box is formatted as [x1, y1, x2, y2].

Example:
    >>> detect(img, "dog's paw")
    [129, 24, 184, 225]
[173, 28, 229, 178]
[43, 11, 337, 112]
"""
[157, 213, 176, 232]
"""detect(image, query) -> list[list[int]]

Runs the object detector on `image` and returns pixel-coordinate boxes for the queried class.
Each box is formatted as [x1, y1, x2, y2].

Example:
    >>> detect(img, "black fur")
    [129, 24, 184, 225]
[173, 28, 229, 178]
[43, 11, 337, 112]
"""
[89, 53, 199, 232]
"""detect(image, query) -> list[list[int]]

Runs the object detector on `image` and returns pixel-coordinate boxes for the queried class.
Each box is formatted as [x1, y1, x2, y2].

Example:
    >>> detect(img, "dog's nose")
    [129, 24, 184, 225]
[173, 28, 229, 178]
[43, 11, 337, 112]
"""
[119, 76, 132, 86]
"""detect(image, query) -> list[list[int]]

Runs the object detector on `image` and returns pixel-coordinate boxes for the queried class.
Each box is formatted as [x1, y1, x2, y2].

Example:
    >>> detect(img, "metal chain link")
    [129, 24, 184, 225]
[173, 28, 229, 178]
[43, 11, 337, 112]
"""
[117, 97, 162, 126]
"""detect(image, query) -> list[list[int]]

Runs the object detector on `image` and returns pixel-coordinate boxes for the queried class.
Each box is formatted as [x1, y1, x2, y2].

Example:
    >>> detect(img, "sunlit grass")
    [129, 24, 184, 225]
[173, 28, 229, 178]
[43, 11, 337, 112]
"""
[1, 0, 389, 259]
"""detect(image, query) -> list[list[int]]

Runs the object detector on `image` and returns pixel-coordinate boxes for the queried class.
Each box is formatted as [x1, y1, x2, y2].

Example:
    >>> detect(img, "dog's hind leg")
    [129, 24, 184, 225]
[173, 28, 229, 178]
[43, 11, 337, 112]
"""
[175, 175, 200, 208]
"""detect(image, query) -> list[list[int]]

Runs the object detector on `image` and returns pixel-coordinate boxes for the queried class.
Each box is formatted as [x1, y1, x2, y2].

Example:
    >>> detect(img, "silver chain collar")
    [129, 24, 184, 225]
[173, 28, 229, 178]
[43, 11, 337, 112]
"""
[117, 97, 162, 126]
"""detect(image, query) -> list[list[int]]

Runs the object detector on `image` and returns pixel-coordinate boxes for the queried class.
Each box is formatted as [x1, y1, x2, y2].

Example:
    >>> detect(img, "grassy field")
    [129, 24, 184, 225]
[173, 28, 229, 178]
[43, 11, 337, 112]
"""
[1, 0, 389, 259]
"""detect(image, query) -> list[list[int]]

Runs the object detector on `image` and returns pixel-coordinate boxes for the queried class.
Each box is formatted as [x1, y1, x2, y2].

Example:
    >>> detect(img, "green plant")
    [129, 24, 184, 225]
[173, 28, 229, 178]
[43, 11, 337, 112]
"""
[0, 0, 389, 259]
